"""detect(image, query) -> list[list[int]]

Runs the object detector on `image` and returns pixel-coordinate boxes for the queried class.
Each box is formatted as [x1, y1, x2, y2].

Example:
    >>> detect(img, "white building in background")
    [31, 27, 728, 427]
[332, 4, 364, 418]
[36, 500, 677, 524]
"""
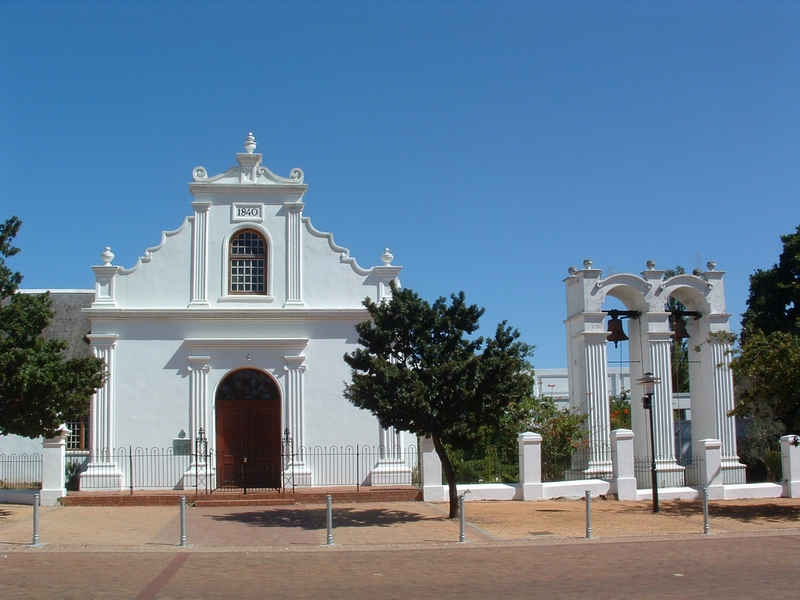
[535, 367, 690, 419]
[1, 133, 414, 490]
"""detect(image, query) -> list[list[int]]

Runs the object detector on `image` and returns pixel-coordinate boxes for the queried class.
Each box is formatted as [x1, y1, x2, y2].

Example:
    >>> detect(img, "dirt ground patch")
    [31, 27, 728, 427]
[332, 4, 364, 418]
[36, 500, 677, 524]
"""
[1, 498, 799, 549]
[461, 497, 800, 539]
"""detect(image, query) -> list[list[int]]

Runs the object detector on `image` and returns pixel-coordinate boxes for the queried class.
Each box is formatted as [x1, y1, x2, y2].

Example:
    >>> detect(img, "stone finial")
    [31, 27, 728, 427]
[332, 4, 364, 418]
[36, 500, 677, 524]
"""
[101, 246, 115, 266]
[706, 260, 717, 271]
[567, 266, 577, 276]
[244, 132, 256, 154]
[646, 259, 656, 271]
[381, 248, 394, 265]
[582, 258, 593, 269]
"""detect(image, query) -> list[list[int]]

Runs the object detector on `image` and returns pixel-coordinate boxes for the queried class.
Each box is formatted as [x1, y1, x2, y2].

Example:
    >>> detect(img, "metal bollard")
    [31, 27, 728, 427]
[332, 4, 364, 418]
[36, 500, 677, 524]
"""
[585, 490, 592, 539]
[179, 496, 188, 547]
[326, 494, 334, 545]
[458, 495, 465, 543]
[702, 486, 710, 535]
[32, 492, 40, 546]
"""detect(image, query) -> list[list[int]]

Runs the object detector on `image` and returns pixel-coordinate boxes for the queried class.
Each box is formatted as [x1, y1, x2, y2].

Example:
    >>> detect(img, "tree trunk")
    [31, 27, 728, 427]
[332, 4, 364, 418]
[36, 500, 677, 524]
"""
[432, 435, 459, 519]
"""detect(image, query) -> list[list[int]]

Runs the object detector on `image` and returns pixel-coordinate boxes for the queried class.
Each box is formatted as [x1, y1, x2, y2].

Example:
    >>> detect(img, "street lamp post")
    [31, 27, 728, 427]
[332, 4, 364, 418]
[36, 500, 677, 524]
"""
[637, 371, 661, 513]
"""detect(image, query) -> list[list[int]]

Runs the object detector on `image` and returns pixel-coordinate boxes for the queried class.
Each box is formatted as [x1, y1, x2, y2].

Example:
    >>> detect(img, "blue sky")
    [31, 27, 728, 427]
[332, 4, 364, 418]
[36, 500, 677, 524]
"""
[2, 2, 798, 368]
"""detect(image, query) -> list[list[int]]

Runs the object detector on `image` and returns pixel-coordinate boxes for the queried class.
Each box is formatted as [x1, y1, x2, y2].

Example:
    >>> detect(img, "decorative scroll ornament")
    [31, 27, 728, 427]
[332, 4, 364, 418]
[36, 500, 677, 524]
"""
[190, 133, 305, 186]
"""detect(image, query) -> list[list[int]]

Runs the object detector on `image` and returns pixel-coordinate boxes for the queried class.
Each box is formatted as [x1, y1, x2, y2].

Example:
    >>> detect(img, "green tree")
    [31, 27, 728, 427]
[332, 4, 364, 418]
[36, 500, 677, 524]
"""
[518, 396, 587, 481]
[730, 330, 800, 433]
[343, 286, 533, 518]
[609, 391, 631, 430]
[0, 217, 105, 438]
[740, 225, 800, 338]
[731, 226, 800, 479]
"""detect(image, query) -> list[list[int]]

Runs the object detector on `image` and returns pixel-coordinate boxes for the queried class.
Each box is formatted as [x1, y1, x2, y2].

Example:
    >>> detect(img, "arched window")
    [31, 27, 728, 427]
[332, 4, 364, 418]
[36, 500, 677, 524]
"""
[229, 229, 267, 294]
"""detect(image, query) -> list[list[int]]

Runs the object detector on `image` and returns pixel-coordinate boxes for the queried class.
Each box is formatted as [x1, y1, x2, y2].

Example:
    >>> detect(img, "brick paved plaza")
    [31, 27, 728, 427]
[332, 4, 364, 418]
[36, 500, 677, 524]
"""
[1, 498, 798, 598]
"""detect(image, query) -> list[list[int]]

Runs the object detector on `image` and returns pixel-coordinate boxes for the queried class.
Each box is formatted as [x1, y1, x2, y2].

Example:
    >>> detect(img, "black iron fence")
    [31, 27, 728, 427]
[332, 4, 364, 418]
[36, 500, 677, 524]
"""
[634, 455, 705, 489]
[0, 453, 43, 489]
[66, 444, 419, 494]
[543, 443, 613, 482]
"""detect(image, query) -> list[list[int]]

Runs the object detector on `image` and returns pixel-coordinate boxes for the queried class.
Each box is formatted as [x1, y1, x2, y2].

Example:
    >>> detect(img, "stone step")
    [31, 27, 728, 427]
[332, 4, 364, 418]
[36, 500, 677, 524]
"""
[193, 497, 296, 507]
[61, 487, 421, 507]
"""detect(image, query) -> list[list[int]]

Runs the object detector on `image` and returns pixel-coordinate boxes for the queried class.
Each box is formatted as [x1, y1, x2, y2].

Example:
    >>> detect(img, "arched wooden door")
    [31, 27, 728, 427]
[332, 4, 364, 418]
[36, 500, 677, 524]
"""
[215, 369, 282, 489]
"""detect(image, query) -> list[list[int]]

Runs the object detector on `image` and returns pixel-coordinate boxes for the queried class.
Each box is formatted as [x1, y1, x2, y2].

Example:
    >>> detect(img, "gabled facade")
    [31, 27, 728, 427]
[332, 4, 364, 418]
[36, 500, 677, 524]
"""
[76, 133, 408, 490]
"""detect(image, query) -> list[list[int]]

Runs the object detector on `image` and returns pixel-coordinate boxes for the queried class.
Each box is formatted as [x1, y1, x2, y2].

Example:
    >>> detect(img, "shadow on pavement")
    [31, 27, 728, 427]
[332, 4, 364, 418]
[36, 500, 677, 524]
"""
[205, 507, 444, 530]
[617, 500, 800, 523]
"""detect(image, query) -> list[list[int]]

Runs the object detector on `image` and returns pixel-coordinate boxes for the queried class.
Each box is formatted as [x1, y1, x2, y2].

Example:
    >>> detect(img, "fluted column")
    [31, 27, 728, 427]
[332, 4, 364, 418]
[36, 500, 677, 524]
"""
[284, 201, 304, 306]
[583, 332, 612, 475]
[378, 425, 402, 462]
[189, 201, 210, 306]
[648, 335, 677, 462]
[711, 338, 744, 482]
[646, 333, 684, 486]
[282, 355, 311, 485]
[80, 334, 124, 490]
[187, 356, 211, 455]
[372, 423, 411, 486]
[182, 356, 214, 489]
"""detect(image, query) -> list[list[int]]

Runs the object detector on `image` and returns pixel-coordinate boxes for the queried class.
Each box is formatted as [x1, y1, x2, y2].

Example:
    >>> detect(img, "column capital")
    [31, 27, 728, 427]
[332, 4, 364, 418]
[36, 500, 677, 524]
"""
[191, 200, 211, 212]
[647, 331, 674, 343]
[283, 201, 305, 213]
[87, 333, 119, 349]
[187, 355, 211, 372]
[581, 330, 610, 343]
[283, 355, 306, 370]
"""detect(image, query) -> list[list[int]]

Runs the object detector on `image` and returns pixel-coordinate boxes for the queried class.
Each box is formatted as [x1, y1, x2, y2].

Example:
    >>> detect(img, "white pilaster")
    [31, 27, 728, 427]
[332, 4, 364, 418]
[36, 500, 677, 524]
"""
[710, 338, 745, 483]
[583, 332, 612, 476]
[80, 334, 124, 490]
[189, 200, 210, 307]
[91, 247, 119, 307]
[284, 201, 304, 306]
[647, 333, 684, 487]
[371, 424, 412, 486]
[283, 354, 311, 485]
[182, 356, 215, 490]
[373, 248, 403, 303]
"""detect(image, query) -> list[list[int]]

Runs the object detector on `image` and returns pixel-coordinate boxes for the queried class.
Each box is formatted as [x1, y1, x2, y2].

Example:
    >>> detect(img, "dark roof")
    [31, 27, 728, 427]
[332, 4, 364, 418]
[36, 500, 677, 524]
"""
[22, 291, 94, 359]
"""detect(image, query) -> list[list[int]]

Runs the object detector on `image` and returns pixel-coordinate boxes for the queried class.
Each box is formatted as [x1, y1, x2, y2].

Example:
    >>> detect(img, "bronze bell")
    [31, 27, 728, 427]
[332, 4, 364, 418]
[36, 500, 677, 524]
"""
[607, 313, 629, 347]
[671, 314, 690, 341]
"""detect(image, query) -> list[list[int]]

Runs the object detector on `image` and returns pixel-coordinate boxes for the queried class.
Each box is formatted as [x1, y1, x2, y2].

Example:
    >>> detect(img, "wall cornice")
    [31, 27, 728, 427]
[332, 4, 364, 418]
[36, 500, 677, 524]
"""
[82, 307, 370, 320]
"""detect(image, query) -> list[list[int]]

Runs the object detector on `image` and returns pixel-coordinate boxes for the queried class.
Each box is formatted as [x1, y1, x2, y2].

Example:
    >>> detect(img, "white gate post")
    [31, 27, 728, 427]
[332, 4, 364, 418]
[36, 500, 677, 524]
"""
[41, 425, 69, 506]
[780, 435, 800, 498]
[421, 437, 445, 501]
[518, 432, 543, 500]
[696, 438, 724, 500]
[611, 429, 636, 500]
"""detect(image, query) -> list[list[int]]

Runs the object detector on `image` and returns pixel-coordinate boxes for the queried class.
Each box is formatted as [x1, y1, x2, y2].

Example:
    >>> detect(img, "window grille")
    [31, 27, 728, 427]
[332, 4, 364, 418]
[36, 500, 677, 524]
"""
[65, 419, 89, 450]
[229, 229, 267, 294]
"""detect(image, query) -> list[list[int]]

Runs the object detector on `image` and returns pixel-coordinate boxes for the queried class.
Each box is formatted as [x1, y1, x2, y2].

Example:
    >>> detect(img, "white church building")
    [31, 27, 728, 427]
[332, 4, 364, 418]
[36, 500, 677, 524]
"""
[2, 133, 413, 491]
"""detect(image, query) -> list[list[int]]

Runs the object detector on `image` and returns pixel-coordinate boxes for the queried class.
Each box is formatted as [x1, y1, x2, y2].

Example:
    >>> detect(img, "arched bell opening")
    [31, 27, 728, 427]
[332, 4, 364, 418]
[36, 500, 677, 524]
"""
[565, 280, 649, 480]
